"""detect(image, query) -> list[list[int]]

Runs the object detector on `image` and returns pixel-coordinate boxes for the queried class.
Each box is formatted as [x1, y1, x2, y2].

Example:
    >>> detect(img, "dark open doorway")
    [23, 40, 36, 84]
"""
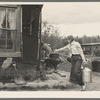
[22, 5, 41, 64]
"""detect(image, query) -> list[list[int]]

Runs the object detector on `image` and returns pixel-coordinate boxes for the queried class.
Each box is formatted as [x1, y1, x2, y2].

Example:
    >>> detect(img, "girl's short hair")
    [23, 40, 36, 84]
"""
[67, 35, 74, 42]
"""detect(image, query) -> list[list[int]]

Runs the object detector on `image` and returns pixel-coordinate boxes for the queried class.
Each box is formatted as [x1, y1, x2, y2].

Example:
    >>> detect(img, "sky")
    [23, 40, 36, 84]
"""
[42, 2, 100, 37]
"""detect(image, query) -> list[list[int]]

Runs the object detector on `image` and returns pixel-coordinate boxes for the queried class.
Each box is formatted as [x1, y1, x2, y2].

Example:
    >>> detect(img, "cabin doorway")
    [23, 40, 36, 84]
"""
[22, 5, 40, 64]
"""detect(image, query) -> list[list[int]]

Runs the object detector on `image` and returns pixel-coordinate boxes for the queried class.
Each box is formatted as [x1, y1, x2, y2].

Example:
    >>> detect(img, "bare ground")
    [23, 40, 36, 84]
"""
[0, 70, 99, 91]
[0, 57, 99, 91]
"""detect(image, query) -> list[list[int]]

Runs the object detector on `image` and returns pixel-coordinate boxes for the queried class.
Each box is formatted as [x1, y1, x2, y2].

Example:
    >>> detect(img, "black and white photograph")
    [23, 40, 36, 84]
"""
[0, 2, 100, 95]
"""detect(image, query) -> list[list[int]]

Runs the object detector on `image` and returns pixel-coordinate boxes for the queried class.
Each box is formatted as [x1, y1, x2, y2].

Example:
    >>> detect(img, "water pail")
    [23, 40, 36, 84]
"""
[82, 67, 92, 83]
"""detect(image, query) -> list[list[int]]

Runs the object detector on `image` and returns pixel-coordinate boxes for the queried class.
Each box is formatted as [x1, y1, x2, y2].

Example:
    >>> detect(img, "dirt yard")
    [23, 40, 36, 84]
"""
[0, 69, 100, 91]
[0, 57, 100, 91]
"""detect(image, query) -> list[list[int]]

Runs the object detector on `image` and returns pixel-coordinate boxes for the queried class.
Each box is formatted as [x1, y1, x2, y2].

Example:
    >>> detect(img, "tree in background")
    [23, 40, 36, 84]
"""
[42, 21, 65, 50]
[42, 21, 100, 54]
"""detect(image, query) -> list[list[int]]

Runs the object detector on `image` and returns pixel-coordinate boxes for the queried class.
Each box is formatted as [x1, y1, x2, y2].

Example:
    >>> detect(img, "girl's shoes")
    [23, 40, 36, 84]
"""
[81, 83, 87, 91]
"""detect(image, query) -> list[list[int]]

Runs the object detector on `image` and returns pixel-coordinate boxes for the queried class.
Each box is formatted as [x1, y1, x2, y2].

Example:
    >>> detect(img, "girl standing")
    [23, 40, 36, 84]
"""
[55, 35, 87, 91]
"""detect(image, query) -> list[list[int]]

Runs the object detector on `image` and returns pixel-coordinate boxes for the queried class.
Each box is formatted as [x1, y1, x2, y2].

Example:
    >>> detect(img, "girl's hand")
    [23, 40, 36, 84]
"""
[54, 49, 58, 52]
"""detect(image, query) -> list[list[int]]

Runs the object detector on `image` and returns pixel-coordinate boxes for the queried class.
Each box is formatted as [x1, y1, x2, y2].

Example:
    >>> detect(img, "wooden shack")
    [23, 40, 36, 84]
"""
[82, 43, 100, 72]
[0, 5, 43, 82]
[81, 42, 100, 55]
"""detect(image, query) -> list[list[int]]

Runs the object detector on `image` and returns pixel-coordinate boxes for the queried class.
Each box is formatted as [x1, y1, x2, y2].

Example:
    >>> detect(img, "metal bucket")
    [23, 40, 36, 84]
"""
[82, 67, 92, 83]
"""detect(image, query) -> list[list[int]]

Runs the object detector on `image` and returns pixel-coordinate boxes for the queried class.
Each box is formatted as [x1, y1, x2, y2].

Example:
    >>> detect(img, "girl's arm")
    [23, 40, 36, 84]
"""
[55, 45, 69, 52]
[76, 42, 86, 62]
